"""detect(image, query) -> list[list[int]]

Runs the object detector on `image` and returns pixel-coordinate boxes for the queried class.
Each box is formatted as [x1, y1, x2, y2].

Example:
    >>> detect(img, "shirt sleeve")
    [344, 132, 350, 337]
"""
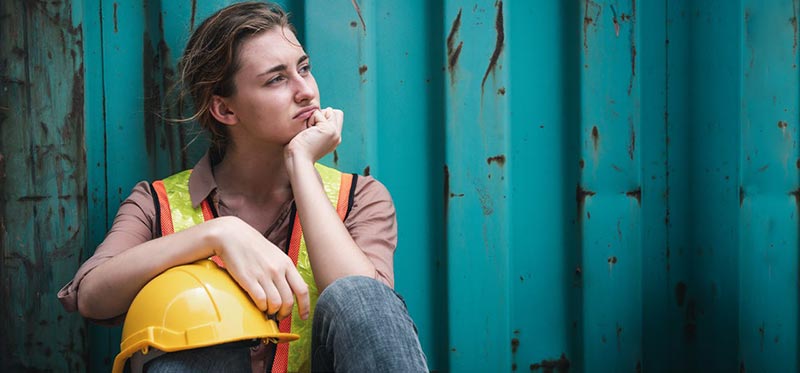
[344, 175, 398, 288]
[57, 181, 157, 324]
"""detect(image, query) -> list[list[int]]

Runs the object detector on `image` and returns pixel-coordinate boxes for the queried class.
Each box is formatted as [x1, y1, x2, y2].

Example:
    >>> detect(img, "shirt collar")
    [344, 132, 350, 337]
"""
[188, 151, 217, 208]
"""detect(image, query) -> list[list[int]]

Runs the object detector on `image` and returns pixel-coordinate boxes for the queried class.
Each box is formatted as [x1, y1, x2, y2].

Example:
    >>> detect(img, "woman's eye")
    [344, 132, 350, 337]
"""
[267, 76, 285, 85]
[299, 64, 312, 74]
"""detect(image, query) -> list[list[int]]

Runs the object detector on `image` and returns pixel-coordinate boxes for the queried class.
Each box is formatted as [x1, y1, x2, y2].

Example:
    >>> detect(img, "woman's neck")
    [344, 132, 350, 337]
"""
[212, 145, 293, 204]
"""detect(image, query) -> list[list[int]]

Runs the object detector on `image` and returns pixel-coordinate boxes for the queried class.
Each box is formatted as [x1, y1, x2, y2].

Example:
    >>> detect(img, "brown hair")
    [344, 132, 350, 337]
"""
[177, 1, 295, 154]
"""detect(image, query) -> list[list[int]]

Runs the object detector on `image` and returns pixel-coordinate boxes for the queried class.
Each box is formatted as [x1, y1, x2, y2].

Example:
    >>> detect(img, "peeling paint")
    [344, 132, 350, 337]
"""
[351, 0, 366, 32]
[591, 126, 600, 151]
[446, 9, 463, 82]
[190, 0, 197, 30]
[481, 1, 504, 92]
[487, 154, 505, 166]
[583, 1, 601, 52]
[626, 188, 641, 205]
[529, 353, 570, 372]
[358, 65, 368, 76]
[113, 3, 118, 33]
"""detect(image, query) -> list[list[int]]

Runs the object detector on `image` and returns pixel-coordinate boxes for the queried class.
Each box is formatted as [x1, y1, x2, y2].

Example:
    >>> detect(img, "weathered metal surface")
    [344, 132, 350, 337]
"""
[3, 0, 799, 371]
[0, 0, 88, 371]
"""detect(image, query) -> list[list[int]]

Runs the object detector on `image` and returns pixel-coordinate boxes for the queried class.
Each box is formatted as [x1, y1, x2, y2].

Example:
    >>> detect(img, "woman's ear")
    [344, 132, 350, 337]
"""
[209, 95, 237, 126]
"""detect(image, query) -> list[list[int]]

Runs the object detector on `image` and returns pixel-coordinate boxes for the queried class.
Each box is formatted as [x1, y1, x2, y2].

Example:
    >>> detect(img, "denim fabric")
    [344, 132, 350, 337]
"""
[311, 276, 428, 372]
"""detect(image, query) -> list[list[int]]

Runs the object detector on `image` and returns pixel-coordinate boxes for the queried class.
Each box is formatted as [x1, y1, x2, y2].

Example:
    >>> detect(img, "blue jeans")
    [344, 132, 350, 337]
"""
[144, 276, 428, 372]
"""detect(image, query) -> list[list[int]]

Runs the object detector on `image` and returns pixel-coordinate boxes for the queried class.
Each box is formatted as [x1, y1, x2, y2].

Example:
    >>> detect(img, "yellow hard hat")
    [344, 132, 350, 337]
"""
[112, 260, 299, 373]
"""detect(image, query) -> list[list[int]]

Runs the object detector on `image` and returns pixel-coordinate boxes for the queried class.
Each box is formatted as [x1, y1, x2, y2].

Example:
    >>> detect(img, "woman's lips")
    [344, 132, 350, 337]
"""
[293, 107, 318, 121]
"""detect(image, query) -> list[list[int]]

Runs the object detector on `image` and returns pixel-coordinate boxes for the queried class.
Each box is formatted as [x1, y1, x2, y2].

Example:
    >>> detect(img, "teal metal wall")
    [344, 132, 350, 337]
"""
[2, 0, 798, 371]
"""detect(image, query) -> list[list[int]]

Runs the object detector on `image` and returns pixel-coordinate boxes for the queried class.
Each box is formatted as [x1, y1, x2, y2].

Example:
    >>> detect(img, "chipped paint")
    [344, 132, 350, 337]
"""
[481, 1, 504, 92]
[446, 9, 463, 82]
[351, 0, 366, 32]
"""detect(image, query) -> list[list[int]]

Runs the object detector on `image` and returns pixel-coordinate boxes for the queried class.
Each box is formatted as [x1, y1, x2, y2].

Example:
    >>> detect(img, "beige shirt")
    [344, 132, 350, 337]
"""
[58, 152, 398, 323]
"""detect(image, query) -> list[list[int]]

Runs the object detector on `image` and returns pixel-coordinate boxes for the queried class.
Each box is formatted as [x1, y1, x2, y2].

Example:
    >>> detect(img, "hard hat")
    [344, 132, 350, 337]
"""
[112, 260, 299, 373]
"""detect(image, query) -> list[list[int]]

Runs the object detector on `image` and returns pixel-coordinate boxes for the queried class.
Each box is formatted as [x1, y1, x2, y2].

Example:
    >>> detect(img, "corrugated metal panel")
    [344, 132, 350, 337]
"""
[2, 0, 799, 371]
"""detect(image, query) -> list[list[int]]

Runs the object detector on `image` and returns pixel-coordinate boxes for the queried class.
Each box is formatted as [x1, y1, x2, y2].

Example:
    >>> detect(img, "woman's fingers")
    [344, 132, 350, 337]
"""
[260, 278, 282, 317]
[286, 269, 310, 320]
[273, 274, 295, 320]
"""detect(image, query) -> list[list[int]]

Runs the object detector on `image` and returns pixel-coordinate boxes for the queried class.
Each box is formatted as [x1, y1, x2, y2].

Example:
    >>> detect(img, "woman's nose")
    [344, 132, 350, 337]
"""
[294, 76, 316, 102]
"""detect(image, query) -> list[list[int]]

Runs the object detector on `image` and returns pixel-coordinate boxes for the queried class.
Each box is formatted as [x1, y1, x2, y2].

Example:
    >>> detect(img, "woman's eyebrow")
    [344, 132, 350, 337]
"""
[258, 55, 309, 76]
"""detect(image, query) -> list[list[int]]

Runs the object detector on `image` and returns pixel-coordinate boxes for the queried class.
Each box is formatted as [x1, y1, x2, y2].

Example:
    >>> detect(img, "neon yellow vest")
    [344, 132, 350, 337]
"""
[151, 163, 355, 372]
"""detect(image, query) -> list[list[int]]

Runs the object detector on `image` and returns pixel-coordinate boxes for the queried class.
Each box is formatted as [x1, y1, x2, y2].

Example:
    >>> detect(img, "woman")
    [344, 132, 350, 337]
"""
[58, 2, 428, 372]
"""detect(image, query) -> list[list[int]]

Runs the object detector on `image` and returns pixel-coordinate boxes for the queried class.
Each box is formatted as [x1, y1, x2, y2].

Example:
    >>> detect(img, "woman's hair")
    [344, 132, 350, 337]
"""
[177, 1, 295, 154]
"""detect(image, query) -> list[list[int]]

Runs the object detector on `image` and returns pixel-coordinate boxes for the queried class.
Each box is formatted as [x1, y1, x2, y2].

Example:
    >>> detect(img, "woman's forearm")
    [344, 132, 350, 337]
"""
[287, 156, 376, 291]
[76, 220, 224, 320]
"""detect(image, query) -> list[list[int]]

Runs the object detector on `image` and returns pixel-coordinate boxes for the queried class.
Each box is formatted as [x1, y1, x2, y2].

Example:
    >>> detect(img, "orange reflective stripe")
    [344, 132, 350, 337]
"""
[273, 212, 304, 373]
[152, 180, 174, 235]
[336, 173, 353, 220]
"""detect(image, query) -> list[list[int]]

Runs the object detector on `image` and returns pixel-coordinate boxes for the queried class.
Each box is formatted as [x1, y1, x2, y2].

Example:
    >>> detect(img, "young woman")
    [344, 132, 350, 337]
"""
[58, 2, 428, 372]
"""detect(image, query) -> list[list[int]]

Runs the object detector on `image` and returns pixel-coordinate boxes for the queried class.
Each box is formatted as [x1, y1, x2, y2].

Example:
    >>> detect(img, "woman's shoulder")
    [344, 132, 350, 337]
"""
[351, 174, 393, 205]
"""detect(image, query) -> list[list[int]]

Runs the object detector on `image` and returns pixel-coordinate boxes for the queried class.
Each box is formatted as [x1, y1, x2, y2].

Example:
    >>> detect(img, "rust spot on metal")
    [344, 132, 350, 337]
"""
[481, 1, 505, 93]
[529, 353, 570, 372]
[497, 87, 506, 95]
[350, 21, 358, 27]
[740, 186, 745, 206]
[576, 186, 595, 207]
[113, 3, 118, 33]
[511, 338, 519, 353]
[792, 12, 798, 54]
[790, 188, 800, 208]
[190, 0, 197, 30]
[758, 164, 769, 172]
[487, 154, 506, 166]
[512, 363, 518, 371]
[778, 120, 788, 129]
[333, 150, 339, 165]
[447, 9, 463, 81]
[450, 193, 464, 198]
[628, 44, 637, 95]
[591, 126, 599, 150]
[351, 0, 366, 32]
[611, 5, 620, 37]
[359, 65, 368, 75]
[684, 299, 697, 341]
[444, 165, 450, 217]
[579, 159, 585, 169]
[675, 281, 687, 306]
[17, 196, 48, 202]
[628, 121, 636, 160]
[608, 256, 618, 264]
[363, 165, 370, 176]
[583, 1, 601, 52]
[626, 188, 641, 205]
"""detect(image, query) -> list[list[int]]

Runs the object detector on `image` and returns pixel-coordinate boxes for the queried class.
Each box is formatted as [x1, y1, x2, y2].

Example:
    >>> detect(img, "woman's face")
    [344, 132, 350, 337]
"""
[223, 27, 319, 148]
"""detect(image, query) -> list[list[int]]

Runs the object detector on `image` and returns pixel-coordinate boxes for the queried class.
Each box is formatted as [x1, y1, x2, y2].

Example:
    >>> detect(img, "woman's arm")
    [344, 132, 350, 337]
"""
[77, 216, 310, 321]
[284, 108, 377, 291]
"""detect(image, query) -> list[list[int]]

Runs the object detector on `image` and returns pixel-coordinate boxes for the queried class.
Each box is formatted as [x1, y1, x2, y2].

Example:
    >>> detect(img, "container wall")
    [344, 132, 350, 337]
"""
[2, 0, 798, 371]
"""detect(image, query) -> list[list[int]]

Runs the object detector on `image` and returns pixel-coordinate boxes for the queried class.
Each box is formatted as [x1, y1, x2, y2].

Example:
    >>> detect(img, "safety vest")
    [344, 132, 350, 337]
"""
[150, 163, 357, 373]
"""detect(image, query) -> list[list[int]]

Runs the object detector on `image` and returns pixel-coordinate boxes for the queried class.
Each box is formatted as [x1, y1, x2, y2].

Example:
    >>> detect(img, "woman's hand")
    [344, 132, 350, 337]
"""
[284, 107, 343, 166]
[210, 216, 310, 321]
